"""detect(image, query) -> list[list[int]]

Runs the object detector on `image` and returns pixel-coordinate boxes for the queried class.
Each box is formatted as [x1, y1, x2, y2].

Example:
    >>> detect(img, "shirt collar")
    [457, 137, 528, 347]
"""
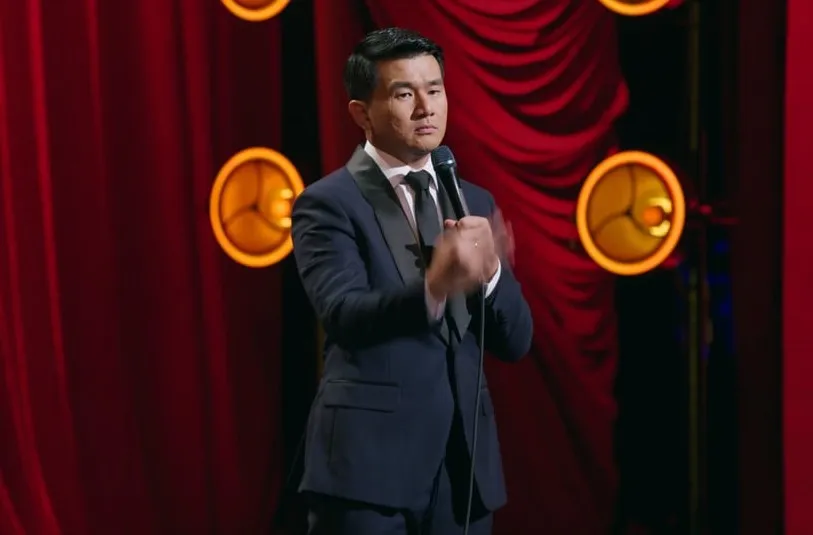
[363, 141, 438, 191]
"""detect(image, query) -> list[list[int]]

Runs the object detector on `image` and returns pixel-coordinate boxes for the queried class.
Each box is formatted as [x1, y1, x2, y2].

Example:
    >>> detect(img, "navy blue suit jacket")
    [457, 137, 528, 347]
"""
[291, 146, 533, 512]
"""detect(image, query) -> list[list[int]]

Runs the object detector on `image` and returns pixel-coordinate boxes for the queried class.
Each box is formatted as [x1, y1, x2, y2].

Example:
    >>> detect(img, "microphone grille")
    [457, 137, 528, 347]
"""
[431, 145, 455, 168]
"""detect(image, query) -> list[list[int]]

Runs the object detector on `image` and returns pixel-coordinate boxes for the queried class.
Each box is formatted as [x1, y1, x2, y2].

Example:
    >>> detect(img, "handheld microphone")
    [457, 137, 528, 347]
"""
[431, 145, 470, 218]
[431, 145, 483, 535]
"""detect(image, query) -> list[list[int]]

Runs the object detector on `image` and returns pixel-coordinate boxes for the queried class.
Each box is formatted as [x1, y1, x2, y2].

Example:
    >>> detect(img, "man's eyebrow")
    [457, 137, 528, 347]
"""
[387, 79, 444, 91]
[387, 81, 413, 91]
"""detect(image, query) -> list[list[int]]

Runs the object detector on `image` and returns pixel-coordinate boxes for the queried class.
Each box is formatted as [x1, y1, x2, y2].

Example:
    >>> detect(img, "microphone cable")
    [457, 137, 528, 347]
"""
[431, 145, 485, 535]
[463, 283, 486, 535]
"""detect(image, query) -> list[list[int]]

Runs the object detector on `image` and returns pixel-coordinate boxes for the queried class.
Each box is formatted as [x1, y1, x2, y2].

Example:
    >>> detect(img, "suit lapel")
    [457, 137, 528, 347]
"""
[348, 146, 423, 286]
[348, 146, 471, 347]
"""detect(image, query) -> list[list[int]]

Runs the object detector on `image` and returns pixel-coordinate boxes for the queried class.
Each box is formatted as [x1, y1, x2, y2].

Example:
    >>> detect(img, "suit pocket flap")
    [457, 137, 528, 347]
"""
[322, 380, 401, 412]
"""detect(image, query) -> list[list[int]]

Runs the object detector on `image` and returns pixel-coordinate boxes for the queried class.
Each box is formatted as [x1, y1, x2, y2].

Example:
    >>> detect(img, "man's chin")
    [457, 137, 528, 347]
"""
[410, 138, 442, 155]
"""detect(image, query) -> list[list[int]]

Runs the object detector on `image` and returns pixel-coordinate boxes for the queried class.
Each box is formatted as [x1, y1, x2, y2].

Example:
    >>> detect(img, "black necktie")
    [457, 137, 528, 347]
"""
[406, 170, 471, 342]
[404, 170, 441, 253]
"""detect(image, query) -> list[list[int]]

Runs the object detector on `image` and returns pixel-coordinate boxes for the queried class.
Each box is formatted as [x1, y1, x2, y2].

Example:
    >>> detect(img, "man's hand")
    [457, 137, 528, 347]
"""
[449, 209, 514, 271]
[426, 215, 499, 301]
[445, 216, 499, 281]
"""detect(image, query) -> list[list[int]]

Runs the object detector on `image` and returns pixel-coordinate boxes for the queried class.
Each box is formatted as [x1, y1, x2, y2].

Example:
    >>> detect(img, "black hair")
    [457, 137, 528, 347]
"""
[343, 27, 444, 102]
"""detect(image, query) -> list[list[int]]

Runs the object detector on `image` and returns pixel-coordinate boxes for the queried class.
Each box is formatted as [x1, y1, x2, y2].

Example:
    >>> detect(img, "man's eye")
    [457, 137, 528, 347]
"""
[395, 92, 412, 100]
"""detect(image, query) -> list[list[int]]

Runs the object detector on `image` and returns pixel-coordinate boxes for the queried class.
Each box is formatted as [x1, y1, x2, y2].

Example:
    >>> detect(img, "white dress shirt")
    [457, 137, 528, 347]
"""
[363, 141, 501, 318]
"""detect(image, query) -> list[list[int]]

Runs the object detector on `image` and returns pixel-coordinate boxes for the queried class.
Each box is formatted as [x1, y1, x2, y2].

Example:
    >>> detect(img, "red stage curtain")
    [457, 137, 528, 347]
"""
[0, 1, 284, 533]
[783, 0, 813, 532]
[314, 1, 629, 532]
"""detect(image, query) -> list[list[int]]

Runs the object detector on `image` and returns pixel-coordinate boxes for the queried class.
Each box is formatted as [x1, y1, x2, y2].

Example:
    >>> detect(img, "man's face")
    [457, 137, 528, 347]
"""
[351, 54, 447, 164]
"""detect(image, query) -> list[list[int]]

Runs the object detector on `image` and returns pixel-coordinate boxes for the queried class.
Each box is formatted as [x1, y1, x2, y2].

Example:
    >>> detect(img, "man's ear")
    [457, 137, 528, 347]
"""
[348, 100, 371, 131]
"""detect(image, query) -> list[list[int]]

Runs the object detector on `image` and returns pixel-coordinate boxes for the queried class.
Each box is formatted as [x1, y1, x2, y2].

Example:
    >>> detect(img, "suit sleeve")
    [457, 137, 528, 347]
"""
[292, 188, 434, 350]
[478, 194, 534, 362]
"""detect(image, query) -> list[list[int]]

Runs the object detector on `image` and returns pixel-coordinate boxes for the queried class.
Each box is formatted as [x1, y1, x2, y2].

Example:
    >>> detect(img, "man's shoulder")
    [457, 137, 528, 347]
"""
[459, 179, 495, 211]
[298, 165, 356, 202]
[460, 179, 492, 198]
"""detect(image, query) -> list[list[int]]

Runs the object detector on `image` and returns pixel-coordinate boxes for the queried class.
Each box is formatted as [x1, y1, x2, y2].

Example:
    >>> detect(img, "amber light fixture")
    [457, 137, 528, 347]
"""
[596, 0, 671, 16]
[575, 151, 686, 276]
[221, 0, 290, 21]
[210, 147, 304, 268]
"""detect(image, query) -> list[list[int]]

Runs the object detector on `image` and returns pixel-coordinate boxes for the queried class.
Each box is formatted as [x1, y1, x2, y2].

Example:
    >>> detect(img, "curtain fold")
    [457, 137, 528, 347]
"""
[0, 1, 285, 533]
[783, 0, 813, 532]
[313, 0, 628, 532]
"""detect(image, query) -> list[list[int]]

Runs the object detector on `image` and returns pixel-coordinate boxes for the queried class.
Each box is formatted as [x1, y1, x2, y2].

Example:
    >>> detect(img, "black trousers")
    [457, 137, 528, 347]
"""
[306, 459, 492, 535]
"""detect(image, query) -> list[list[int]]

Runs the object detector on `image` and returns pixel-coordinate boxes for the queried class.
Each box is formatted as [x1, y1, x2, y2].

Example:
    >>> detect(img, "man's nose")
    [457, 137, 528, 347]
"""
[414, 92, 434, 116]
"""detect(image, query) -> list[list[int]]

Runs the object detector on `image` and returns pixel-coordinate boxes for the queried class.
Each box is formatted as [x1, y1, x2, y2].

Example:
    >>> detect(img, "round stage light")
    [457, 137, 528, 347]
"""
[209, 147, 304, 268]
[221, 0, 290, 22]
[575, 151, 686, 276]
[596, 0, 671, 16]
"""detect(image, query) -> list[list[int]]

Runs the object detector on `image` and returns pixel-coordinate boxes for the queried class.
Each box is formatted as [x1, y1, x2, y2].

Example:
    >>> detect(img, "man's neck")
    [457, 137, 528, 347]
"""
[366, 140, 429, 170]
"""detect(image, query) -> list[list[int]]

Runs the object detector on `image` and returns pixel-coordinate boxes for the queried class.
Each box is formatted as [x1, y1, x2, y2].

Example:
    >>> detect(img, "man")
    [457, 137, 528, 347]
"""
[291, 27, 533, 535]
